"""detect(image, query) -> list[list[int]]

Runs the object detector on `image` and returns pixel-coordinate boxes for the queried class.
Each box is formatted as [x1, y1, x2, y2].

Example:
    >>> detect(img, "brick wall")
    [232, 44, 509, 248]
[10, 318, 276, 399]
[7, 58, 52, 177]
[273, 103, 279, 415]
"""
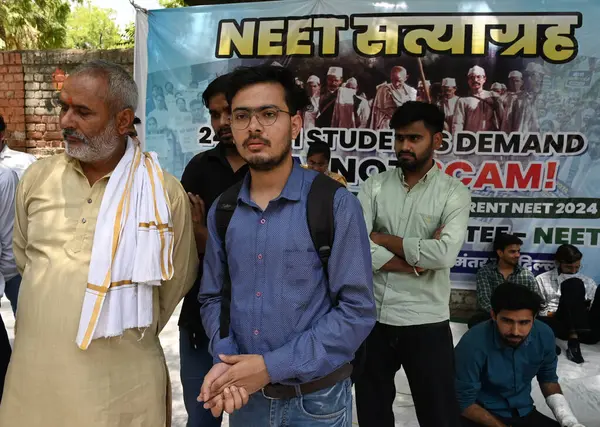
[0, 49, 133, 157]
[0, 53, 26, 151]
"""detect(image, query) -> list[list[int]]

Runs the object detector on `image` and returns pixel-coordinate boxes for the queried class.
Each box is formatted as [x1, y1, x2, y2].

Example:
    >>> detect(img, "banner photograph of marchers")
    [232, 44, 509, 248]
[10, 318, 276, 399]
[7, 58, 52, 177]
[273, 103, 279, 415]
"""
[134, 0, 600, 288]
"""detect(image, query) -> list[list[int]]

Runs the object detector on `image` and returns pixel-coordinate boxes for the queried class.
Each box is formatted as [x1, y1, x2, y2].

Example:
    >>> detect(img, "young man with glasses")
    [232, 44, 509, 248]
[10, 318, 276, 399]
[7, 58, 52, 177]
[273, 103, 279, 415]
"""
[198, 64, 375, 426]
[536, 244, 600, 364]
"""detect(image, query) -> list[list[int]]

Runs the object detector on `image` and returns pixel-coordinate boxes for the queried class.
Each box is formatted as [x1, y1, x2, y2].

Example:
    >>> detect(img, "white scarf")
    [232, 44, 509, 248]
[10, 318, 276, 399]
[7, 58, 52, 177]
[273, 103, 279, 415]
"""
[76, 137, 174, 350]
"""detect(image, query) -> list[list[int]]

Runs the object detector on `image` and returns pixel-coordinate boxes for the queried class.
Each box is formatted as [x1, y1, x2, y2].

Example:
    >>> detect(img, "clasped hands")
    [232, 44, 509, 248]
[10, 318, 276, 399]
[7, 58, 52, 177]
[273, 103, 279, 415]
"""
[197, 354, 271, 417]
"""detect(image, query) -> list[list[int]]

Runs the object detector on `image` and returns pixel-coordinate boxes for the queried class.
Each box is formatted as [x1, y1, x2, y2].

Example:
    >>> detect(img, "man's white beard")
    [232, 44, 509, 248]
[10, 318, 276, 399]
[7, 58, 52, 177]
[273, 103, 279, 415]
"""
[65, 120, 123, 163]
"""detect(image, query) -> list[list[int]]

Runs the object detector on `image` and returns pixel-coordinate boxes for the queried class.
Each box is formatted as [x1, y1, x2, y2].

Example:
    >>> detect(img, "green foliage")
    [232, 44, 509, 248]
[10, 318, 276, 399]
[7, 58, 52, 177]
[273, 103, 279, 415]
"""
[0, 0, 73, 50]
[158, 0, 185, 8]
[118, 22, 135, 49]
[65, 2, 124, 49]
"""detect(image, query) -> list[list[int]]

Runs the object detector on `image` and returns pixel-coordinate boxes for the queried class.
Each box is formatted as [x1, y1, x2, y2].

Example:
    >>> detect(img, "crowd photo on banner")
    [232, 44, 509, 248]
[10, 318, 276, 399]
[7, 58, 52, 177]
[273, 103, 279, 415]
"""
[0, 0, 600, 427]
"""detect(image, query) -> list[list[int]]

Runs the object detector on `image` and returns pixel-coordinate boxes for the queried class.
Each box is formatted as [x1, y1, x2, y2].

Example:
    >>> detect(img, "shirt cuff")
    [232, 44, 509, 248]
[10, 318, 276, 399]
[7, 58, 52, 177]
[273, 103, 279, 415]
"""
[403, 237, 421, 266]
[371, 245, 396, 272]
[212, 335, 240, 364]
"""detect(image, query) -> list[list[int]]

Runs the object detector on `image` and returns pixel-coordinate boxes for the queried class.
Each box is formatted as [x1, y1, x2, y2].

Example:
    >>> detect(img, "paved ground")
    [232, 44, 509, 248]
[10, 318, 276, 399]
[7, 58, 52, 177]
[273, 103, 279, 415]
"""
[3, 303, 600, 426]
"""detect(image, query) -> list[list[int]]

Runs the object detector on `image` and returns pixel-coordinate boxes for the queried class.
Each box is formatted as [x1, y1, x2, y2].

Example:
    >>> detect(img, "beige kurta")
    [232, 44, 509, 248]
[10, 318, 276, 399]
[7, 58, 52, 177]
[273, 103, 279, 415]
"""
[452, 90, 500, 133]
[369, 83, 417, 130]
[0, 153, 198, 427]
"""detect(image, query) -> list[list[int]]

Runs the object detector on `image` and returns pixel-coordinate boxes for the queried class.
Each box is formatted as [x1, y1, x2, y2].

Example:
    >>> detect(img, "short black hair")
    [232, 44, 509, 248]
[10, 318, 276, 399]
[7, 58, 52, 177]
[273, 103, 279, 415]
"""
[493, 233, 523, 253]
[226, 65, 311, 115]
[389, 101, 445, 134]
[307, 142, 331, 162]
[491, 282, 543, 315]
[202, 73, 231, 109]
[555, 244, 583, 264]
[0, 114, 5, 132]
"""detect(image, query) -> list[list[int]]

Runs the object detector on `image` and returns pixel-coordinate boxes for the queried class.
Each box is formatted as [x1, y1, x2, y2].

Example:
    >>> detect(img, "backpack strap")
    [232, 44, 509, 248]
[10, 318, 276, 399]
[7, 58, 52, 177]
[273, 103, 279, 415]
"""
[306, 173, 343, 277]
[215, 179, 244, 339]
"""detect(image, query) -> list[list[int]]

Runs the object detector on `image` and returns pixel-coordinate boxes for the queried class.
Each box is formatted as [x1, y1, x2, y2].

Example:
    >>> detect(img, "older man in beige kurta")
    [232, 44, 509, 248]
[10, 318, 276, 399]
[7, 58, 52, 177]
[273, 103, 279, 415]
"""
[0, 153, 198, 426]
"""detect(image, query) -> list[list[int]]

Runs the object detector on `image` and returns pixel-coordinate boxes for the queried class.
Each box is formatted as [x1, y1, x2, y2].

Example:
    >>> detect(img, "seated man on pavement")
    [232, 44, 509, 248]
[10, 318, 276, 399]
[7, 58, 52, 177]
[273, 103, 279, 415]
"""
[536, 244, 599, 364]
[456, 282, 586, 427]
[469, 233, 537, 328]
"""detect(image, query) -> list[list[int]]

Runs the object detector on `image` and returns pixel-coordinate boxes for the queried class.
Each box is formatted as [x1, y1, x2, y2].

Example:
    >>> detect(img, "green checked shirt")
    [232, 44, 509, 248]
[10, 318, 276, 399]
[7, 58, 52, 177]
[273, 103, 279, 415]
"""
[476, 260, 538, 312]
[357, 165, 471, 326]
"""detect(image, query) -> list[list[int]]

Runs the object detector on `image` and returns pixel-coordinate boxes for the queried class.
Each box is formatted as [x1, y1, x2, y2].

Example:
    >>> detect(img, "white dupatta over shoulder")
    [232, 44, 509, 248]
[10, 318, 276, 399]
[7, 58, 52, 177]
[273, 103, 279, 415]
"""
[76, 137, 174, 350]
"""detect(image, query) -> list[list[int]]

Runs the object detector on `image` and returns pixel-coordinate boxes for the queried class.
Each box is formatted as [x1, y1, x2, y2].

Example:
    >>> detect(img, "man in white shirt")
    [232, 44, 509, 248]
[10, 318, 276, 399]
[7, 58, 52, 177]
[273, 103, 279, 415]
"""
[536, 244, 599, 364]
[0, 166, 18, 404]
[0, 166, 19, 316]
[0, 115, 36, 179]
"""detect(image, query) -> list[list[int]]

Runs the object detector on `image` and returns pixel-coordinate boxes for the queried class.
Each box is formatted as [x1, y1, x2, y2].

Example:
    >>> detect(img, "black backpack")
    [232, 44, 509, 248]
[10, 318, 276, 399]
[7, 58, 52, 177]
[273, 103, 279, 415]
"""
[214, 172, 366, 382]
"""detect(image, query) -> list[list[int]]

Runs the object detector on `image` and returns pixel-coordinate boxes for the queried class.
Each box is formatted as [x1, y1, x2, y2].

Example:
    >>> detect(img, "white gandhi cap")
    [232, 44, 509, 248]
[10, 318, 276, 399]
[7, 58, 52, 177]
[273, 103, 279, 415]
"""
[345, 77, 358, 88]
[491, 82, 503, 90]
[307, 75, 320, 84]
[327, 67, 343, 78]
[442, 77, 456, 87]
[508, 70, 523, 79]
[468, 65, 486, 76]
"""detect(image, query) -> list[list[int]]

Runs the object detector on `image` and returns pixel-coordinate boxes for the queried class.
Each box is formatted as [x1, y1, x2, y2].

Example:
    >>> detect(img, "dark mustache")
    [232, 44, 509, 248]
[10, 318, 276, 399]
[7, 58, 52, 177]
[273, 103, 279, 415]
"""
[396, 151, 416, 159]
[243, 134, 270, 148]
[507, 335, 523, 339]
[217, 126, 232, 136]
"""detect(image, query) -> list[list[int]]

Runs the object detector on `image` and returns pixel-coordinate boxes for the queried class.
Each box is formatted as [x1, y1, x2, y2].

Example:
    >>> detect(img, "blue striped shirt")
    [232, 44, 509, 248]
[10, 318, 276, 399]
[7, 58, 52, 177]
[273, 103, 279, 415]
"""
[199, 163, 376, 384]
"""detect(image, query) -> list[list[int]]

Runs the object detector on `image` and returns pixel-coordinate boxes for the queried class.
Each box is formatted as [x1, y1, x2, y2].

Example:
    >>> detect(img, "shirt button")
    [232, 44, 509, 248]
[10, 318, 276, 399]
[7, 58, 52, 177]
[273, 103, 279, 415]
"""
[253, 329, 259, 336]
[256, 291, 262, 297]
[81, 218, 87, 224]
[257, 254, 263, 260]
[260, 218, 266, 224]
[87, 198, 92, 204]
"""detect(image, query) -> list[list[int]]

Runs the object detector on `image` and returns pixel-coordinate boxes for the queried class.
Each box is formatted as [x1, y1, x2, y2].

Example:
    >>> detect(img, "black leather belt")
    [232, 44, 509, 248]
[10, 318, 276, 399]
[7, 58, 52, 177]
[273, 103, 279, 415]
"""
[262, 364, 353, 399]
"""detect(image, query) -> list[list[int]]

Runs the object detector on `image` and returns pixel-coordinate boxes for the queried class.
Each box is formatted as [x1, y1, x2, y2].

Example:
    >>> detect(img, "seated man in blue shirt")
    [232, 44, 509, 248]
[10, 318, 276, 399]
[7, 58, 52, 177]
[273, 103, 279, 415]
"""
[455, 282, 585, 427]
[198, 64, 376, 426]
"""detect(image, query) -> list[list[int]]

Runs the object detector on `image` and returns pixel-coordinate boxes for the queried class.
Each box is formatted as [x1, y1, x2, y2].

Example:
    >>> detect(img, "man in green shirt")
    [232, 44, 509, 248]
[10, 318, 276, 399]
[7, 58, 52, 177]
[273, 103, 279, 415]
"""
[469, 233, 537, 329]
[356, 101, 471, 427]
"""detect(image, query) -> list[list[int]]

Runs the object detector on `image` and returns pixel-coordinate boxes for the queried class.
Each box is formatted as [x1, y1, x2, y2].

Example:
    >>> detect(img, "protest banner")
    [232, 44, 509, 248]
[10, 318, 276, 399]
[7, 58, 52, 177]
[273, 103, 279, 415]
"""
[134, 0, 600, 288]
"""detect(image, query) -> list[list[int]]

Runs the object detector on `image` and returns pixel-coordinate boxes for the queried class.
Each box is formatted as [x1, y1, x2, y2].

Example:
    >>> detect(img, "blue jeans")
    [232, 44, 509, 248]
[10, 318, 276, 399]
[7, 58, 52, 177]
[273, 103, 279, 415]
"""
[179, 327, 222, 427]
[4, 275, 21, 315]
[229, 378, 352, 427]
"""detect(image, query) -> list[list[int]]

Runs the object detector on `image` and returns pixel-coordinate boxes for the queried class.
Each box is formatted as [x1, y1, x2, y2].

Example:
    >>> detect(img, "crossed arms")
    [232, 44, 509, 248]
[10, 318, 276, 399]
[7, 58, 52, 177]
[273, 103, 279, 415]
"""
[356, 176, 471, 275]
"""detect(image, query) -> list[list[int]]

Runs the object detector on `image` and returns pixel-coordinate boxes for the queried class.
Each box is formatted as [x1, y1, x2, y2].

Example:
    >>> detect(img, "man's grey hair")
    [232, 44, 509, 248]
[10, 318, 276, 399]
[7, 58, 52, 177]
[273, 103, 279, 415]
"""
[70, 60, 138, 112]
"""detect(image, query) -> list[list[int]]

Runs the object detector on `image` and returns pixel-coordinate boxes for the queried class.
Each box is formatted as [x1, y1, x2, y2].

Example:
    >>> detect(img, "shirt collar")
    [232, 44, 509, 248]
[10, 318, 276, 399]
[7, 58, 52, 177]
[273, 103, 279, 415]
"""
[64, 153, 114, 180]
[397, 160, 439, 186]
[238, 161, 304, 205]
[489, 259, 523, 274]
[0, 144, 11, 158]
